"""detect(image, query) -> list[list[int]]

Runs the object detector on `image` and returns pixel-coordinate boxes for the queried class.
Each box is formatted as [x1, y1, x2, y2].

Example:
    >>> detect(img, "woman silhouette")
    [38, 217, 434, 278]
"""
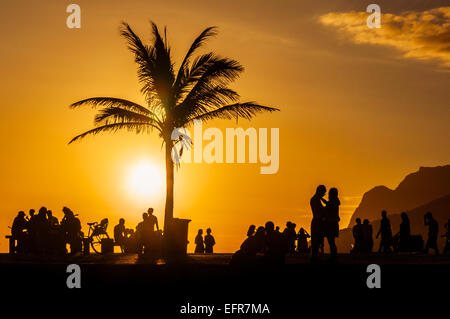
[194, 229, 205, 253]
[322, 187, 340, 259]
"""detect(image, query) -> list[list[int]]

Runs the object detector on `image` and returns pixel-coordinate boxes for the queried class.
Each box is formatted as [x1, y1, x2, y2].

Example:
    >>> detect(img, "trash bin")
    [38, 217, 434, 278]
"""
[166, 218, 191, 256]
[101, 238, 114, 254]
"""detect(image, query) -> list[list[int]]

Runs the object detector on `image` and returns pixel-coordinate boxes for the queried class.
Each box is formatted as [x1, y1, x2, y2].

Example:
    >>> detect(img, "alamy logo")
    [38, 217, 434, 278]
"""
[366, 264, 381, 288]
[66, 264, 81, 288]
[66, 4, 81, 29]
[366, 4, 381, 29]
[171, 120, 279, 174]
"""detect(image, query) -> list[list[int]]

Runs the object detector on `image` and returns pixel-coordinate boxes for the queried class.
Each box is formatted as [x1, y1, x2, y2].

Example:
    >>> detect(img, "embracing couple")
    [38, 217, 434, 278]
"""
[310, 185, 340, 262]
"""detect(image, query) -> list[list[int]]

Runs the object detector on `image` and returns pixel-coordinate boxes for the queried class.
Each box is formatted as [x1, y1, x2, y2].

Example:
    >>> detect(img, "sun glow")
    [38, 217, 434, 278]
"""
[127, 161, 164, 199]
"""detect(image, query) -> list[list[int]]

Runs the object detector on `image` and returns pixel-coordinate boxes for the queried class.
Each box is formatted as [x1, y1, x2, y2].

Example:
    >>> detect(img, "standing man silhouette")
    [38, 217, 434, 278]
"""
[376, 210, 393, 253]
[310, 185, 326, 262]
[424, 212, 439, 255]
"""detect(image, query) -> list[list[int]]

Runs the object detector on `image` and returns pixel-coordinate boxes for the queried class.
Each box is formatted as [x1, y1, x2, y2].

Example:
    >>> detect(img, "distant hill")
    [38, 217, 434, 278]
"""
[336, 194, 450, 253]
[348, 165, 450, 227]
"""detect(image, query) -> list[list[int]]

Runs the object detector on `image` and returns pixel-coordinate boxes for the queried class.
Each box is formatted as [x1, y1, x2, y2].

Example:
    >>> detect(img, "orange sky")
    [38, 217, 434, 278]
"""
[1, 0, 449, 252]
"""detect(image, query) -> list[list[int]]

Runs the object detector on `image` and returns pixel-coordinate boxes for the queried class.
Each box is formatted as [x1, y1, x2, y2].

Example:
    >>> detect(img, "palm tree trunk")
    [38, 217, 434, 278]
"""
[164, 140, 174, 234]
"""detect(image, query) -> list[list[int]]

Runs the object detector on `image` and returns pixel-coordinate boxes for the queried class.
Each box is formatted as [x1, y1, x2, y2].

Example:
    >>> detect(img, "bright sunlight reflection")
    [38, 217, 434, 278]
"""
[127, 161, 164, 199]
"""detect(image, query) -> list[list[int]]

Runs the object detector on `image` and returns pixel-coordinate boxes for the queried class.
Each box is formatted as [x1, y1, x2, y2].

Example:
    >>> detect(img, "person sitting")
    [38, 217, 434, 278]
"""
[264, 221, 286, 264]
[247, 225, 256, 238]
[231, 226, 265, 265]
[114, 218, 126, 253]
[92, 218, 108, 237]
[204, 228, 216, 254]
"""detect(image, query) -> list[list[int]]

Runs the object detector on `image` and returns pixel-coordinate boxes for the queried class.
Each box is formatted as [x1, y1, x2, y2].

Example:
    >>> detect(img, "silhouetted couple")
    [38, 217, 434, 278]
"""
[195, 228, 215, 253]
[136, 208, 160, 255]
[310, 185, 340, 262]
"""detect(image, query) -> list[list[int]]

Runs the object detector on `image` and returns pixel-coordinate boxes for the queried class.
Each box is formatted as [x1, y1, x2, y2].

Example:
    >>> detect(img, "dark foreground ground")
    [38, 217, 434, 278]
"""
[1, 253, 448, 317]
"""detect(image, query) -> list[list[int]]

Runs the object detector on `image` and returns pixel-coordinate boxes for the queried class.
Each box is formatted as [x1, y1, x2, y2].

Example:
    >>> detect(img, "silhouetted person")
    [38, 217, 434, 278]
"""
[136, 213, 148, 255]
[361, 219, 373, 253]
[424, 212, 439, 255]
[322, 187, 340, 260]
[397, 212, 411, 252]
[231, 226, 265, 265]
[376, 210, 393, 253]
[195, 229, 205, 253]
[114, 218, 126, 253]
[34, 207, 51, 254]
[46, 210, 64, 255]
[47, 210, 59, 227]
[283, 222, 297, 253]
[240, 226, 265, 255]
[443, 220, 450, 254]
[296, 228, 310, 253]
[61, 207, 82, 254]
[146, 208, 159, 232]
[352, 218, 363, 253]
[275, 226, 281, 234]
[12, 211, 28, 253]
[141, 208, 158, 254]
[310, 185, 326, 261]
[204, 228, 215, 253]
[247, 225, 256, 238]
[264, 221, 286, 264]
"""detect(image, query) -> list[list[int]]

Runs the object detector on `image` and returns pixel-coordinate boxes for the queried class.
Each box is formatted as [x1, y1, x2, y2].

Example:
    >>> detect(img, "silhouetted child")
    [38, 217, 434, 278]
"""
[204, 228, 215, 253]
[195, 229, 205, 253]
[424, 212, 439, 255]
[376, 210, 393, 253]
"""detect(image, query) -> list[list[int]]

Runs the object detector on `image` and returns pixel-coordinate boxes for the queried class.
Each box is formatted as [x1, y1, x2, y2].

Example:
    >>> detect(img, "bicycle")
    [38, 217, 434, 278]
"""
[86, 218, 109, 254]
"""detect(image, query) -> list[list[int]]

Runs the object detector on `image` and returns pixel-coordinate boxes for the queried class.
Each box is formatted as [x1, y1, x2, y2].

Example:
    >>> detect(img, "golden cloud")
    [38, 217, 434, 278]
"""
[319, 7, 450, 68]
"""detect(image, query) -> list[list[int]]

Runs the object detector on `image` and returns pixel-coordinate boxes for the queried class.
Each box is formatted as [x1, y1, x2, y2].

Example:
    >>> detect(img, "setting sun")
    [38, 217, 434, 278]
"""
[126, 161, 164, 199]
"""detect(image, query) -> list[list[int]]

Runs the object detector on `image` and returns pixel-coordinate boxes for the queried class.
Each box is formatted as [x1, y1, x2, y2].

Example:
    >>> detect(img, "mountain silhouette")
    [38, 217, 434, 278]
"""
[337, 194, 450, 252]
[348, 165, 450, 227]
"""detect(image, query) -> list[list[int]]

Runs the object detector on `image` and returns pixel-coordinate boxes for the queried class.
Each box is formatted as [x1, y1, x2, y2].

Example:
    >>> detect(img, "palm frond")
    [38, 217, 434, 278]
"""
[174, 27, 218, 97]
[185, 102, 279, 125]
[174, 86, 239, 125]
[179, 56, 243, 106]
[69, 122, 160, 144]
[94, 107, 162, 130]
[70, 97, 154, 116]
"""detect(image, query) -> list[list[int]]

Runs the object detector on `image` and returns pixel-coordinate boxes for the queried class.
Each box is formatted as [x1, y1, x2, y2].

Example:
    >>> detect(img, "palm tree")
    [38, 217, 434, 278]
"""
[69, 21, 279, 236]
